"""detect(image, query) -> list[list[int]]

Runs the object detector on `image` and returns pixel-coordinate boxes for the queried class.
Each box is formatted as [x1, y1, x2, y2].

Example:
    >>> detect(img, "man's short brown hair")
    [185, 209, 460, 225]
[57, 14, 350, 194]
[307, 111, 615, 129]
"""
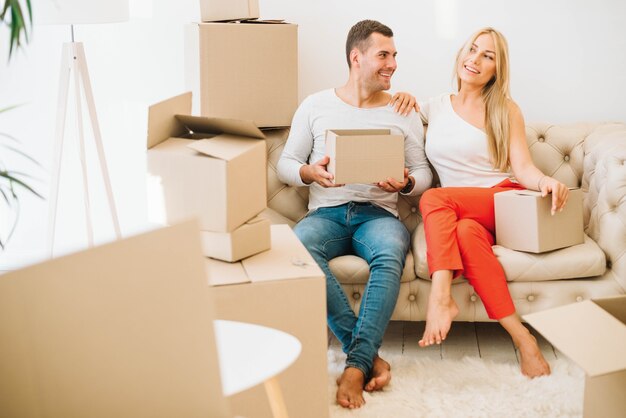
[345, 20, 394, 68]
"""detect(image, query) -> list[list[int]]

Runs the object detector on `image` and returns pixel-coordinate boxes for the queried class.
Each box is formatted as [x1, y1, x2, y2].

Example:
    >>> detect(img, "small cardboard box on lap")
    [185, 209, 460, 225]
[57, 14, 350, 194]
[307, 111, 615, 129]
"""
[494, 188, 583, 253]
[524, 295, 626, 418]
[146, 92, 267, 234]
[325, 129, 404, 184]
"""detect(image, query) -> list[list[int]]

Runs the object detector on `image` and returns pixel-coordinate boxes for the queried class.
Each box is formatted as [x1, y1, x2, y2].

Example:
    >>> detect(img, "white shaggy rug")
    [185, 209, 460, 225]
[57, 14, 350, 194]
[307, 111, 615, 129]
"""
[327, 349, 585, 418]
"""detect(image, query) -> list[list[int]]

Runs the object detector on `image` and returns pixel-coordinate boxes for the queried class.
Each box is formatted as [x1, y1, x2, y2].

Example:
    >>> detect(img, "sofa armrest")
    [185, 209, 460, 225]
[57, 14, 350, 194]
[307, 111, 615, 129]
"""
[583, 123, 626, 291]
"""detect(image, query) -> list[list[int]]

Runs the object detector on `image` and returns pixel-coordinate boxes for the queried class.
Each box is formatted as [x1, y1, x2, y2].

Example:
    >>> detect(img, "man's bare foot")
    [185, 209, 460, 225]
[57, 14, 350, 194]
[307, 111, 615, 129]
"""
[336, 367, 366, 409]
[419, 295, 459, 347]
[364, 355, 391, 392]
[516, 333, 551, 377]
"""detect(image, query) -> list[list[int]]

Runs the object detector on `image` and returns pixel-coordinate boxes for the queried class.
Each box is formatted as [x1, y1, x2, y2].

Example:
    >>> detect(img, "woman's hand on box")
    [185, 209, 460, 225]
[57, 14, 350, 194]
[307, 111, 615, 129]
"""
[539, 176, 569, 215]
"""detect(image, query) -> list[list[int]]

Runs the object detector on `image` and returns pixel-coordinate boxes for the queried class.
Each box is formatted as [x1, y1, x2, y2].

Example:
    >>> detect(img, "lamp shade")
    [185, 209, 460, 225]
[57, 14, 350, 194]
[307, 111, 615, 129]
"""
[35, 0, 129, 25]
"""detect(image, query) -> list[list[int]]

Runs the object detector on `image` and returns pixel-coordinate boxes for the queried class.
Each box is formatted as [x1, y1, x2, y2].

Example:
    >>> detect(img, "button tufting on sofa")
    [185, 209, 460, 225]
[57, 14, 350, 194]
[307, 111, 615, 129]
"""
[564, 155, 570, 162]
[408, 294, 416, 302]
[352, 292, 361, 301]
[470, 294, 477, 302]
[527, 295, 535, 302]
[576, 296, 583, 302]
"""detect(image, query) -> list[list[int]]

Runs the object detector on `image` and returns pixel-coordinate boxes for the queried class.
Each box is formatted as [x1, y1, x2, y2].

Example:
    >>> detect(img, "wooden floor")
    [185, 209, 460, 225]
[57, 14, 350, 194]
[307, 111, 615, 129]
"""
[329, 320, 561, 365]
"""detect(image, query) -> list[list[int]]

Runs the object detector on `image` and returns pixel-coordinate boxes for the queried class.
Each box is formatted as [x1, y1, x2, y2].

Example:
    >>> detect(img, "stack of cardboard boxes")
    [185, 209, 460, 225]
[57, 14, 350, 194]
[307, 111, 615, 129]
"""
[146, 91, 272, 262]
[147, 0, 298, 263]
[147, 5, 329, 418]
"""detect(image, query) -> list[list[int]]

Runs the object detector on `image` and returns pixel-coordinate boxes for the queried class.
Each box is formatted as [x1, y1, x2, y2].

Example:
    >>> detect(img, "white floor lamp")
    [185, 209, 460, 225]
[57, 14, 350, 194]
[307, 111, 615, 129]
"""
[37, 0, 128, 257]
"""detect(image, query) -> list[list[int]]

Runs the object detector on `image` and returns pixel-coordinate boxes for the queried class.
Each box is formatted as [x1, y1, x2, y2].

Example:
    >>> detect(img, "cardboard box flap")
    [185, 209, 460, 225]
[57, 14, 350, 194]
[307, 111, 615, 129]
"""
[329, 129, 391, 136]
[240, 19, 286, 24]
[242, 225, 323, 282]
[513, 190, 542, 197]
[592, 296, 626, 325]
[175, 114, 265, 140]
[513, 187, 580, 197]
[186, 137, 260, 161]
[524, 300, 626, 376]
[147, 92, 192, 149]
[205, 258, 250, 286]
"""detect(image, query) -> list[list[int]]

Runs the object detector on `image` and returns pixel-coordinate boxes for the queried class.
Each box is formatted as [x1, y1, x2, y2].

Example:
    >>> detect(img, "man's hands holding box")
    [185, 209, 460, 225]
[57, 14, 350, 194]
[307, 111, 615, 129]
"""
[304, 129, 408, 190]
[299, 155, 344, 188]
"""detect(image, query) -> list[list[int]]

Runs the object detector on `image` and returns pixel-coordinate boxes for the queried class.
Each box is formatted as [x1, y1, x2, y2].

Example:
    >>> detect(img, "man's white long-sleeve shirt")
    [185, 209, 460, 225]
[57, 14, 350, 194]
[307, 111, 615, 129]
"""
[277, 89, 432, 216]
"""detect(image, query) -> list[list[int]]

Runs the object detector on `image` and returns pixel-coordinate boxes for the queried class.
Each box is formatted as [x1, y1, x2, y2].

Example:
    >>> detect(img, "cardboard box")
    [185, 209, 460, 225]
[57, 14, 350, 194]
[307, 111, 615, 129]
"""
[0, 221, 232, 418]
[147, 92, 267, 232]
[185, 22, 298, 128]
[199, 0, 259, 22]
[494, 188, 583, 253]
[325, 129, 404, 184]
[200, 216, 270, 262]
[524, 296, 626, 418]
[206, 224, 328, 418]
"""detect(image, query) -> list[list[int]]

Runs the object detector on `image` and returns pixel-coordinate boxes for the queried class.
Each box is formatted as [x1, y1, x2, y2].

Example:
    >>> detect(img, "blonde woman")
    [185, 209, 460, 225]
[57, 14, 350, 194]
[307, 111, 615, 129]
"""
[393, 28, 568, 377]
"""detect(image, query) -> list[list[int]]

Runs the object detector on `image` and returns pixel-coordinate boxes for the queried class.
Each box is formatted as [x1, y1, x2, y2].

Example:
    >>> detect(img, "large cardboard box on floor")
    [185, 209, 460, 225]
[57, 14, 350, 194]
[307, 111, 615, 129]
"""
[325, 129, 404, 184]
[199, 0, 259, 22]
[524, 296, 626, 418]
[146, 92, 267, 232]
[494, 188, 583, 253]
[0, 221, 232, 417]
[207, 224, 329, 418]
[185, 21, 298, 127]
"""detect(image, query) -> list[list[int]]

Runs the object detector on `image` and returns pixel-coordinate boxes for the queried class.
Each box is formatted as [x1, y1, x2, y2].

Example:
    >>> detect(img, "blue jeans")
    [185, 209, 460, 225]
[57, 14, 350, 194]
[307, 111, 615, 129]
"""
[294, 202, 410, 377]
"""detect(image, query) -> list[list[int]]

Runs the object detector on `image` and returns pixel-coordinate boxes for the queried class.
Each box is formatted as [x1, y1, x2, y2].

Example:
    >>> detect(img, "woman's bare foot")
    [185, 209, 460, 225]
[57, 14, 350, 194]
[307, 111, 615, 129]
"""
[364, 355, 391, 392]
[516, 333, 551, 377]
[419, 295, 459, 346]
[336, 367, 366, 409]
[499, 314, 551, 378]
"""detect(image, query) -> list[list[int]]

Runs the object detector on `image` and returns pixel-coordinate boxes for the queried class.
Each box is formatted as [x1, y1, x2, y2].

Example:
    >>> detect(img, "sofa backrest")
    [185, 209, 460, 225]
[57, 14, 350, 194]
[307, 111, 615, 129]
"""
[266, 123, 607, 233]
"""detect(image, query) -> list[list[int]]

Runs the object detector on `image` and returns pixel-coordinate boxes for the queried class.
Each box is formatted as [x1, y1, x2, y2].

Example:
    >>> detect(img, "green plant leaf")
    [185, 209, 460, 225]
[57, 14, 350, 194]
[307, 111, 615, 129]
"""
[3, 0, 32, 60]
[0, 131, 19, 142]
[0, 104, 22, 113]
[0, 185, 13, 205]
[0, 170, 43, 199]
[1, 143, 42, 166]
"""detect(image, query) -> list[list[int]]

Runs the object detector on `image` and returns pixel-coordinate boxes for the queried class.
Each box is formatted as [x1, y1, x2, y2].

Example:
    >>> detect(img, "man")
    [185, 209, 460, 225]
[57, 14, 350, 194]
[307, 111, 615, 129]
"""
[277, 20, 432, 409]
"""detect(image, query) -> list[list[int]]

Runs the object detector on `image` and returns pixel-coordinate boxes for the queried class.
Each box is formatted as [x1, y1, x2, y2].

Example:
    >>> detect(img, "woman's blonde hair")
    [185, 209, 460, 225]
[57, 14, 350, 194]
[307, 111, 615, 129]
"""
[455, 27, 511, 172]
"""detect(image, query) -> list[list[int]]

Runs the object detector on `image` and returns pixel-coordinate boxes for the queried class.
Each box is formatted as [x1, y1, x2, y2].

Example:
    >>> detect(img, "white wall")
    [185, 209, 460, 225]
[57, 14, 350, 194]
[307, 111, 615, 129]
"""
[1, 0, 625, 268]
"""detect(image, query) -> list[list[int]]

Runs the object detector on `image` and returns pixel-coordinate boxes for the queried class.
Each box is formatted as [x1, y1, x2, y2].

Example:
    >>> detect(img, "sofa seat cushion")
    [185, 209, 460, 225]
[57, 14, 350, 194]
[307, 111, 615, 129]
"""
[329, 252, 416, 285]
[493, 234, 606, 282]
[413, 223, 606, 282]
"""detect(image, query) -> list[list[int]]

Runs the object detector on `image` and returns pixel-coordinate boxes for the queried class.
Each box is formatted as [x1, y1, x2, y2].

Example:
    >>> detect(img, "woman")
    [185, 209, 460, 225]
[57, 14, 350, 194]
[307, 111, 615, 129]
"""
[392, 27, 568, 377]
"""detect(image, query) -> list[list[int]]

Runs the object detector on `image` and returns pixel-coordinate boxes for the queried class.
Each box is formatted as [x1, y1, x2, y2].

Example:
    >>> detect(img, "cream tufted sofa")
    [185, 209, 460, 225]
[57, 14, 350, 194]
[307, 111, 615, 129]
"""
[263, 123, 626, 321]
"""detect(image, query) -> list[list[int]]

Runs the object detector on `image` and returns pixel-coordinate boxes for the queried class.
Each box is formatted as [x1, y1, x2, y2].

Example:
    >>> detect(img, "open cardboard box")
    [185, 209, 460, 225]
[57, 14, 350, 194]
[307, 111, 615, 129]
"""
[199, 0, 259, 22]
[494, 188, 583, 253]
[147, 92, 267, 233]
[185, 21, 298, 127]
[524, 295, 626, 417]
[325, 129, 404, 184]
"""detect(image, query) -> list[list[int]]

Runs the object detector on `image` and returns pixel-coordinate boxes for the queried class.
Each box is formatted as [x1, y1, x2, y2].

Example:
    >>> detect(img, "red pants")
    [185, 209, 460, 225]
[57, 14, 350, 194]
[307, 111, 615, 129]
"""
[419, 179, 524, 319]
